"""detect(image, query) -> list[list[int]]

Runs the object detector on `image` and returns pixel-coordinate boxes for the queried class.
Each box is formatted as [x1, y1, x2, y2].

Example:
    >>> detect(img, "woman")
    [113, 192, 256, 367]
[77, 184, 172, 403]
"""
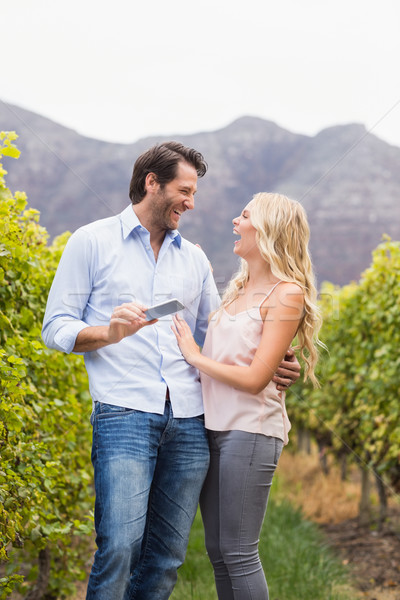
[172, 192, 322, 599]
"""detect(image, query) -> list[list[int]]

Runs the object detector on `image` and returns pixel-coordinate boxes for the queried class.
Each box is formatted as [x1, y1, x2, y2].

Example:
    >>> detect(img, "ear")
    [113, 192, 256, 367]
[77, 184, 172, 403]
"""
[145, 172, 159, 192]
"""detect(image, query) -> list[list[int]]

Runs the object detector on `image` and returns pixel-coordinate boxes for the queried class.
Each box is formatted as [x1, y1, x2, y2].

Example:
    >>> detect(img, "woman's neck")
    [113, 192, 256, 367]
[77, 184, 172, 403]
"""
[246, 257, 279, 289]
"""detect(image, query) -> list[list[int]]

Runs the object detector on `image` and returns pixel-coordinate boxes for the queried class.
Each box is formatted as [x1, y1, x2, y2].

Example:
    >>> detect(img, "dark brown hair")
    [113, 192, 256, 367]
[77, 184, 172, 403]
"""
[129, 141, 207, 204]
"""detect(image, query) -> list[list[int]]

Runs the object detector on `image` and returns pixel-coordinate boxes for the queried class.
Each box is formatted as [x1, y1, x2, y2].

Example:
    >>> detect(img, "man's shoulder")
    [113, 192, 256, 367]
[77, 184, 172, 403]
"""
[180, 236, 205, 256]
[75, 213, 121, 240]
[179, 237, 213, 273]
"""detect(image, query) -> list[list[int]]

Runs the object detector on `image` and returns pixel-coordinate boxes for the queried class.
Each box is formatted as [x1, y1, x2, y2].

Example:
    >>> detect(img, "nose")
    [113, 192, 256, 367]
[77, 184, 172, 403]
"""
[184, 195, 195, 211]
[232, 215, 239, 225]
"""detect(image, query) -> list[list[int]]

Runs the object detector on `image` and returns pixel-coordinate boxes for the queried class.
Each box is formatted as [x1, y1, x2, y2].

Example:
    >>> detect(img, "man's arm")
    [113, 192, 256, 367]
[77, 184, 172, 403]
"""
[192, 255, 221, 347]
[42, 229, 95, 353]
[42, 229, 156, 354]
[73, 304, 156, 352]
[273, 347, 301, 391]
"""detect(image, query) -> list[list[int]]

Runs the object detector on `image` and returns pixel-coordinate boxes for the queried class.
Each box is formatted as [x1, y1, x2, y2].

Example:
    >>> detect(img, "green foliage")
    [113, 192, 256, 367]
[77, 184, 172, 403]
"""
[262, 499, 351, 600]
[287, 235, 400, 488]
[0, 133, 94, 599]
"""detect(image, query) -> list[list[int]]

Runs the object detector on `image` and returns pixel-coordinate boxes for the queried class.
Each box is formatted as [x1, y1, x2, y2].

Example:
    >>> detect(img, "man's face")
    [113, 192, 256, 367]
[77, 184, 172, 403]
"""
[149, 161, 198, 231]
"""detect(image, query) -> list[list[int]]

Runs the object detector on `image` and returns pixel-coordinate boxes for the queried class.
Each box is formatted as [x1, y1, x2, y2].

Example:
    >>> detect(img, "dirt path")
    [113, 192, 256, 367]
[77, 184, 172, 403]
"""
[276, 451, 400, 600]
[323, 516, 400, 597]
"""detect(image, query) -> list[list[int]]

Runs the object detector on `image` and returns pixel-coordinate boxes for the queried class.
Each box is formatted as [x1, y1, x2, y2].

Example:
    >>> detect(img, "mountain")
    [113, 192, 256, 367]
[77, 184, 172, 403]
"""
[1, 101, 400, 288]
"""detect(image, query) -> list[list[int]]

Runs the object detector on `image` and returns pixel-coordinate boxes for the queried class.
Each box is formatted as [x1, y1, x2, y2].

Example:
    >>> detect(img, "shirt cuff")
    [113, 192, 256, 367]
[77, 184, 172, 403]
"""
[53, 320, 90, 354]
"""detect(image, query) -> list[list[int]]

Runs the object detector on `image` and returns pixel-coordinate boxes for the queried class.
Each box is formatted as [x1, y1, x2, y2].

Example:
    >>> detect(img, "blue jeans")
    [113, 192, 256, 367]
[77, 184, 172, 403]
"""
[200, 430, 283, 600]
[86, 400, 210, 600]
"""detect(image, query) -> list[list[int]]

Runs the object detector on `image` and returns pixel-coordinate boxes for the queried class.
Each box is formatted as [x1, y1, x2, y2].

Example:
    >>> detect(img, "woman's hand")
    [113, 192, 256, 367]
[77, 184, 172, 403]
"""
[171, 315, 201, 365]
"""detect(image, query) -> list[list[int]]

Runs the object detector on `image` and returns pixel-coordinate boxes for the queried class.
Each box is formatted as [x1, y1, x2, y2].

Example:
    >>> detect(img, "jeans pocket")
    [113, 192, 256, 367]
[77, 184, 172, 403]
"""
[96, 402, 134, 419]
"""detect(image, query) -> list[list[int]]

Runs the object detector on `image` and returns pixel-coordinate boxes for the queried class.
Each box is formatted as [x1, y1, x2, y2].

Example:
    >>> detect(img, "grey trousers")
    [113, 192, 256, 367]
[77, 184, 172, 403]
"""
[200, 430, 283, 600]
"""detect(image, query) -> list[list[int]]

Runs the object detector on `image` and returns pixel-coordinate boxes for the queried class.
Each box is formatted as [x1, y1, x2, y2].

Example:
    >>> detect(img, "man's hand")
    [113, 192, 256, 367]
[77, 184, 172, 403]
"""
[273, 348, 301, 391]
[107, 302, 157, 344]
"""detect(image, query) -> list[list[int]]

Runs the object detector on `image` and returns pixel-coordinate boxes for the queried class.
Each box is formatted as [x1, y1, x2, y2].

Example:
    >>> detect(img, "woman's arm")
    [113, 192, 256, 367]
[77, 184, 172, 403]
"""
[172, 283, 304, 394]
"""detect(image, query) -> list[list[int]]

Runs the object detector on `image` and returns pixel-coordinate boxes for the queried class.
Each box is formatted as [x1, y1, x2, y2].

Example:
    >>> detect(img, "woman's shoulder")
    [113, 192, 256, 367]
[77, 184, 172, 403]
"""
[274, 281, 305, 306]
[260, 281, 304, 319]
[276, 281, 304, 296]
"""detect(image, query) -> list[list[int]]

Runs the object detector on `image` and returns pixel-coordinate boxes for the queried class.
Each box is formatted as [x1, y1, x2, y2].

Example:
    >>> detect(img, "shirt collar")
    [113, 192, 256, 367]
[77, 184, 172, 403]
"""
[120, 204, 182, 248]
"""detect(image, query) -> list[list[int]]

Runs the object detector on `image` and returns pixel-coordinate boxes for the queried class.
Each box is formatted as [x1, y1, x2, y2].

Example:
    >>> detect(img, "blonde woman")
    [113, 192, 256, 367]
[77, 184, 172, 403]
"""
[172, 193, 322, 600]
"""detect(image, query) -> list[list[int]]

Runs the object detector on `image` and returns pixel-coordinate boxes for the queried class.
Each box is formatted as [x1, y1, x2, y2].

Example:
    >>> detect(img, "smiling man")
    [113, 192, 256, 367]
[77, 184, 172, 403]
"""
[42, 142, 300, 600]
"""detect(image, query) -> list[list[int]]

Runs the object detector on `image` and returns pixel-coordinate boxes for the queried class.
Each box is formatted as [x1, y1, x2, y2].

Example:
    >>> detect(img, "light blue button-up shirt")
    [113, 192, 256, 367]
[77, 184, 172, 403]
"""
[42, 205, 220, 418]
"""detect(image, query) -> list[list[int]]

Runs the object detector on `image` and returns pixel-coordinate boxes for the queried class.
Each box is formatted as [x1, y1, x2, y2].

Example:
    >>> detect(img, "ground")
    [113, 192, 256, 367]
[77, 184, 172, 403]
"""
[275, 450, 400, 600]
[322, 515, 400, 599]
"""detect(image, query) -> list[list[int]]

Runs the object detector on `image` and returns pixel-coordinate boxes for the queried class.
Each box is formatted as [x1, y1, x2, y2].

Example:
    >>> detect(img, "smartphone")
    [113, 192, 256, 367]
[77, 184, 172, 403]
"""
[145, 298, 185, 320]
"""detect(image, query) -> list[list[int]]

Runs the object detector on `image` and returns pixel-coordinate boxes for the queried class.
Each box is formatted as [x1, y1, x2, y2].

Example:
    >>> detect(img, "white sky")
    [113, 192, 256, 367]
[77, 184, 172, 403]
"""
[2, 0, 400, 147]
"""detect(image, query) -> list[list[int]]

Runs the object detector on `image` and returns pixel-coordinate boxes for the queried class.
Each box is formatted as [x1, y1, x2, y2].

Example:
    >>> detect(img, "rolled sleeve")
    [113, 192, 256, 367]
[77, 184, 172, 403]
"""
[46, 319, 89, 354]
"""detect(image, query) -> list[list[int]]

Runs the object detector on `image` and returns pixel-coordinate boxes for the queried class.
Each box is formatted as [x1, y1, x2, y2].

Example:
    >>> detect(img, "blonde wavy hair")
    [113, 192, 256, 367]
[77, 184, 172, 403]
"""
[218, 192, 323, 387]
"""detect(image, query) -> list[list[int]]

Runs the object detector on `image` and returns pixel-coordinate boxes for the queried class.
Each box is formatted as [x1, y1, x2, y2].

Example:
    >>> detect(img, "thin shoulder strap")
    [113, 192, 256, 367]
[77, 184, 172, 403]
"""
[258, 281, 283, 308]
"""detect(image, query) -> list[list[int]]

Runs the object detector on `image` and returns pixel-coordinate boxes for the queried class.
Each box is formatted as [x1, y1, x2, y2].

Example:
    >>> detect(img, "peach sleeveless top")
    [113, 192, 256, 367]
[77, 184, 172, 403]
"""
[201, 282, 291, 445]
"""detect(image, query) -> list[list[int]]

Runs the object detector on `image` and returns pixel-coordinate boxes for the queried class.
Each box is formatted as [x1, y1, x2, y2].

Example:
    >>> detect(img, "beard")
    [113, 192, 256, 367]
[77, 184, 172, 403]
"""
[150, 187, 180, 231]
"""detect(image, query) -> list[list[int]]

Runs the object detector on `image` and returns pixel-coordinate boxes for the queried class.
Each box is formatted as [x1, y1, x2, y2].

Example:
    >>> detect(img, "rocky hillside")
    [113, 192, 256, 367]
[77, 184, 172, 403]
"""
[1, 101, 399, 287]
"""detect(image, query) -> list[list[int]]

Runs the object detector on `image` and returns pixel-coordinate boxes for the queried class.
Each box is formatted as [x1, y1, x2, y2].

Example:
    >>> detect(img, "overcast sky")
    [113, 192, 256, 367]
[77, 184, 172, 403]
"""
[2, 0, 400, 147]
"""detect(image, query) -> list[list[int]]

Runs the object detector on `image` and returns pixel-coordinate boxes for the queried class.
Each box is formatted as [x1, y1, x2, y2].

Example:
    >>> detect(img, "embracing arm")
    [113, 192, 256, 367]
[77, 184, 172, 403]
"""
[273, 347, 301, 390]
[173, 284, 304, 394]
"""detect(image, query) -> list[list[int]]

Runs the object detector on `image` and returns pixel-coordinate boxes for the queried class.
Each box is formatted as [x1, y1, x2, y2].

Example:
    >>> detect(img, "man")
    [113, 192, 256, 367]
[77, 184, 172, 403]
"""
[42, 142, 300, 599]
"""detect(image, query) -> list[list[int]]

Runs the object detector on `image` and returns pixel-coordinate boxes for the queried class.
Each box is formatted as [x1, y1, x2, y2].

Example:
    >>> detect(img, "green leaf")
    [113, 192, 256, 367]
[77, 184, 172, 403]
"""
[0, 145, 20, 159]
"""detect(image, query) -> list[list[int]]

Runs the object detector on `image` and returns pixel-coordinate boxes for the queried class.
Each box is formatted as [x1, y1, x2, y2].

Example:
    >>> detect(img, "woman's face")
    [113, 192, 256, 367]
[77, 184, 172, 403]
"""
[232, 201, 258, 259]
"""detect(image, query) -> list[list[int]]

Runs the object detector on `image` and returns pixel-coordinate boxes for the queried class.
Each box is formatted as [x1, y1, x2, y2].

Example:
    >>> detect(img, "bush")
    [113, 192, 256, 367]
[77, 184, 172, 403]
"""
[286, 235, 400, 523]
[0, 132, 94, 599]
